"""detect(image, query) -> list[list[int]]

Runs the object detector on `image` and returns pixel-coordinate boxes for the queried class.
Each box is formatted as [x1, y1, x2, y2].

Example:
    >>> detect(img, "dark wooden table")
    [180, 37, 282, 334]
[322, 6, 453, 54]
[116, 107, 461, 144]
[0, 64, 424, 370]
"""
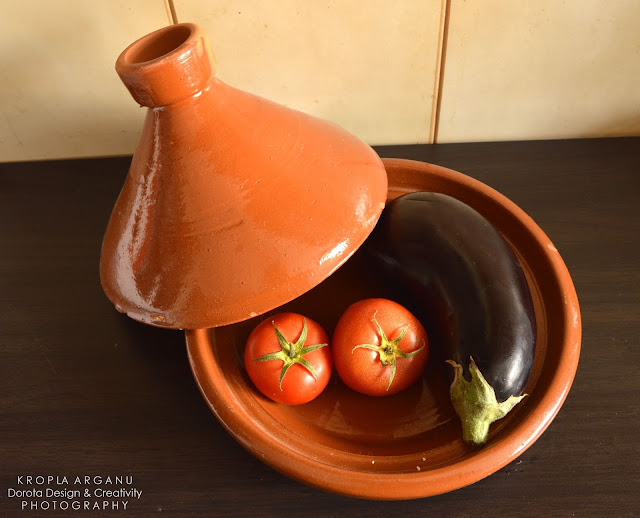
[1, 138, 638, 517]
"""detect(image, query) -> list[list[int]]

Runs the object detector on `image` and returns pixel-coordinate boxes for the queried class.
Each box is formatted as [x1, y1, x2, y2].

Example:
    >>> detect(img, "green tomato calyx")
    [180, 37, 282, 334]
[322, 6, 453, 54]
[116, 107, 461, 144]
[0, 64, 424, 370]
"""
[253, 319, 328, 391]
[352, 311, 425, 391]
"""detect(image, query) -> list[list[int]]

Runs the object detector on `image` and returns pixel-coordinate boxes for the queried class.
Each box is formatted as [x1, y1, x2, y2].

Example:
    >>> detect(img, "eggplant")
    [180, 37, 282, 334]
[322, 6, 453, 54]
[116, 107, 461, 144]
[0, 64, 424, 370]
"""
[366, 192, 536, 445]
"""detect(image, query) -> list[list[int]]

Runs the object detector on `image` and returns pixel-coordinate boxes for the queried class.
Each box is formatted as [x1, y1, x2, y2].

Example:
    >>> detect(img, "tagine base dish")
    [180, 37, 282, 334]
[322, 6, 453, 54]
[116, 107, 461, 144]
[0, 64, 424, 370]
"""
[185, 158, 581, 500]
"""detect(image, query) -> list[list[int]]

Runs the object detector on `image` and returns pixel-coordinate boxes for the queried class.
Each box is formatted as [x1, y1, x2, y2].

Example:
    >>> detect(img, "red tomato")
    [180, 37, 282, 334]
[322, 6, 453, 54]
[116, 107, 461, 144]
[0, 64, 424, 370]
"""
[244, 313, 332, 405]
[332, 298, 429, 396]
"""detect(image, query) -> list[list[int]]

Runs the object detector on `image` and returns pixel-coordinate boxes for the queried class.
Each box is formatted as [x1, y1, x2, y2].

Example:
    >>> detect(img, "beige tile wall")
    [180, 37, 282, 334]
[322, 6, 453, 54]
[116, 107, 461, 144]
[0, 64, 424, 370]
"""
[172, 0, 441, 146]
[438, 0, 640, 143]
[0, 1, 172, 162]
[1, 1, 639, 162]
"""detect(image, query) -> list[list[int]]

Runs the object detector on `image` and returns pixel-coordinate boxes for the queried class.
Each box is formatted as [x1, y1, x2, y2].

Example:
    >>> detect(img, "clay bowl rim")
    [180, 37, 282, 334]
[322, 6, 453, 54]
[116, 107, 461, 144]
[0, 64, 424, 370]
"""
[184, 158, 582, 500]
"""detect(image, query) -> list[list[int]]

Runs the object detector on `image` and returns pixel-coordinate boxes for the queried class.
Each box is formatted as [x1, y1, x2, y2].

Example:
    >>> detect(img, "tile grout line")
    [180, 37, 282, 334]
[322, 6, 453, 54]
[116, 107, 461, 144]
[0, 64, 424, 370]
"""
[429, 0, 451, 144]
[164, 0, 179, 24]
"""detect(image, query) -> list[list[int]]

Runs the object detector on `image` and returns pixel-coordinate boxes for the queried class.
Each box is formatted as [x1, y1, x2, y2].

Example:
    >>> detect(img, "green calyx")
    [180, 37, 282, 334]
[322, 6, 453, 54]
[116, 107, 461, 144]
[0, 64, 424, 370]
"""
[253, 319, 328, 391]
[352, 312, 425, 391]
[446, 357, 526, 446]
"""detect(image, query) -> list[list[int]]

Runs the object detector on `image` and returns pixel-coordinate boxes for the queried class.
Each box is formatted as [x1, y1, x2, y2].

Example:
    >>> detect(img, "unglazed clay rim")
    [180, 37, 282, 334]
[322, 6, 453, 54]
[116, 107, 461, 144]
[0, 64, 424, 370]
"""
[117, 23, 198, 68]
[185, 158, 581, 499]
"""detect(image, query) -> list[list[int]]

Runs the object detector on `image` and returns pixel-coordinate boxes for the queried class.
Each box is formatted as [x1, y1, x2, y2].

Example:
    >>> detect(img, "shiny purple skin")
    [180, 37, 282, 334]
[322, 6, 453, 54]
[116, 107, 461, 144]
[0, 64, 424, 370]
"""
[366, 192, 536, 403]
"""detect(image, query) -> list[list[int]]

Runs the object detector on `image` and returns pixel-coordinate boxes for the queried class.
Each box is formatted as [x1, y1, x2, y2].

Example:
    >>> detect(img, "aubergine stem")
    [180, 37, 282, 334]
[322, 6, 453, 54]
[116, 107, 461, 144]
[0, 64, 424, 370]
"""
[446, 357, 526, 445]
[253, 319, 328, 390]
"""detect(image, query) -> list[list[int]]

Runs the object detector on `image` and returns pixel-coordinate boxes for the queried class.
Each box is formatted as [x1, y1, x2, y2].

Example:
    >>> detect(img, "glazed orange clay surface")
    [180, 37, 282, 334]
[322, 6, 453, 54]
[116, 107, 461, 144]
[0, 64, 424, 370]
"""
[100, 23, 387, 329]
[186, 159, 582, 500]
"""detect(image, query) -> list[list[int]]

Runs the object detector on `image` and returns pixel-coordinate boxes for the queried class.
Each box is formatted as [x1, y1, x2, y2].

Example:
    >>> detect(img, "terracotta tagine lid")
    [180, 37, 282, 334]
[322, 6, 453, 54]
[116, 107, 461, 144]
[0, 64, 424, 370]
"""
[100, 23, 388, 330]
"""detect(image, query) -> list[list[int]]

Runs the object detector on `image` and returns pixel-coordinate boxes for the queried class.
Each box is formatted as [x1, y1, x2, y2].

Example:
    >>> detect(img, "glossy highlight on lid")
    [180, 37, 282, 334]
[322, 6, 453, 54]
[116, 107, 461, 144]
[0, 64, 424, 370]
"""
[100, 23, 388, 329]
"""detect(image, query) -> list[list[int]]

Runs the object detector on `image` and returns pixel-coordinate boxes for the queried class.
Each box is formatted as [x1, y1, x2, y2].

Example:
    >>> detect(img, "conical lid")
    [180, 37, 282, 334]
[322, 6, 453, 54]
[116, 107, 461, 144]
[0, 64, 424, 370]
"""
[100, 23, 388, 329]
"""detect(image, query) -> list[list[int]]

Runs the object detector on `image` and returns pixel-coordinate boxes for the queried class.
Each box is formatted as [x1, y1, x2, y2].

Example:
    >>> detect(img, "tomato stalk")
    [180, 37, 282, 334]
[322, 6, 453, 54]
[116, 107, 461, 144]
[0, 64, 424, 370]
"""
[253, 319, 328, 390]
[352, 312, 425, 391]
